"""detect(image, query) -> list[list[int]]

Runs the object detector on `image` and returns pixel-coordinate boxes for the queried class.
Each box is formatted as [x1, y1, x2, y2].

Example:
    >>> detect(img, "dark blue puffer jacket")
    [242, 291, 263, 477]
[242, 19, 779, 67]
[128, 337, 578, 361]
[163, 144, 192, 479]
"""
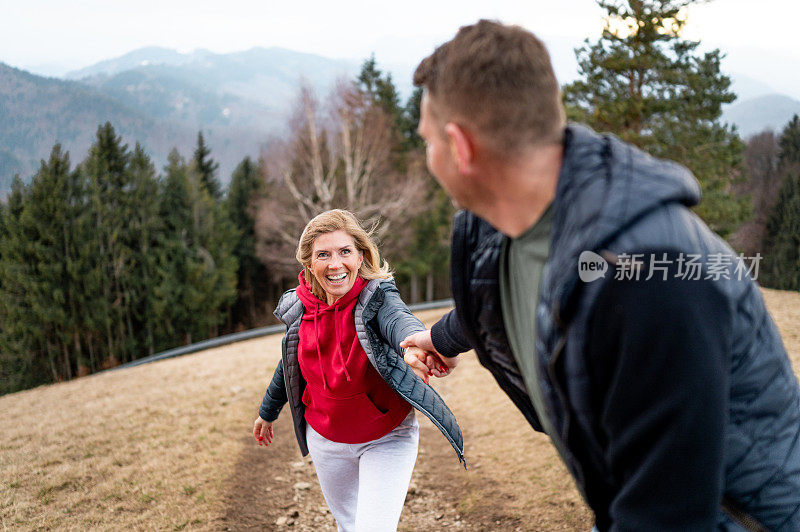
[440, 124, 800, 530]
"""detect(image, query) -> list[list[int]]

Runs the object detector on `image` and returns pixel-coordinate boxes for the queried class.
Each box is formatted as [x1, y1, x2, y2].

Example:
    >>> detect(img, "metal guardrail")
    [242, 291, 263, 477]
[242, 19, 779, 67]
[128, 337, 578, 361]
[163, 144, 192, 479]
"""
[113, 299, 454, 371]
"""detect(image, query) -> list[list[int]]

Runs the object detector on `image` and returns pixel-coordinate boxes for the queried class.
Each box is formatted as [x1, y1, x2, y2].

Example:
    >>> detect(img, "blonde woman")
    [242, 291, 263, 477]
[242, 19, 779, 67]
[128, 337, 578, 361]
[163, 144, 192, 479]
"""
[253, 209, 464, 532]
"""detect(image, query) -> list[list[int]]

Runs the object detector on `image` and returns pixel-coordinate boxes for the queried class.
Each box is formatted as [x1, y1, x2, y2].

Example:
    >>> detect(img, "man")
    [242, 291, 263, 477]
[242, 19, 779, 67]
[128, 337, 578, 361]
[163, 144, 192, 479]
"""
[400, 19, 800, 530]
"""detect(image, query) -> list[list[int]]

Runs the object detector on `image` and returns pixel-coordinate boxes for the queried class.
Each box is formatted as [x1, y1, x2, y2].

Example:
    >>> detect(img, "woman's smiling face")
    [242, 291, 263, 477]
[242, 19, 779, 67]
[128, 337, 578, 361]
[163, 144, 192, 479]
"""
[309, 230, 363, 305]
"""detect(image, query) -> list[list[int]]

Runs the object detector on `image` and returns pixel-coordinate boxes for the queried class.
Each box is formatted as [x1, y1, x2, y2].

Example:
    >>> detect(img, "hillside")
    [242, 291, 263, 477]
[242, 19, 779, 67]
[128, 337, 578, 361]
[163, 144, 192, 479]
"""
[723, 93, 800, 138]
[1, 289, 797, 530]
[0, 63, 159, 190]
[0, 47, 384, 192]
[0, 62, 268, 190]
[67, 46, 360, 137]
[65, 46, 360, 110]
[79, 66, 281, 132]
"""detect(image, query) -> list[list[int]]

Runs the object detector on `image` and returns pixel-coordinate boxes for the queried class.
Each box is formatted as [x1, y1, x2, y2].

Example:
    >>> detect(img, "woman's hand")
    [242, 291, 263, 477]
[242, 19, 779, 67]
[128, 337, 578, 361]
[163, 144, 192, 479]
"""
[401, 330, 459, 377]
[253, 416, 274, 447]
[404, 346, 431, 384]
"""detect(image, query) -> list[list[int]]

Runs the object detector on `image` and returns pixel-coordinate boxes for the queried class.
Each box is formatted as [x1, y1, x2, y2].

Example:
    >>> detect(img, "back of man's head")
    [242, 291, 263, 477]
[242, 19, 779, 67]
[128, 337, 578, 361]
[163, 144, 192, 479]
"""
[414, 20, 565, 155]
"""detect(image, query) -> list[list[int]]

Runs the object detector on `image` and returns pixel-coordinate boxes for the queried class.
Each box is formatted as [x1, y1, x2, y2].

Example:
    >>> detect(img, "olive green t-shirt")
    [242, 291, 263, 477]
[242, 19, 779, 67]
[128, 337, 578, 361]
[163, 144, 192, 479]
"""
[499, 205, 562, 449]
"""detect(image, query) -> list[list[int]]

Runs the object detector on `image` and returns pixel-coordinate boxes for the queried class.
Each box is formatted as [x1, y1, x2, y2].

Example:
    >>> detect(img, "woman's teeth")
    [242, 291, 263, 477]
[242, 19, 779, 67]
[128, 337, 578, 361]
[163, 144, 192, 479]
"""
[327, 273, 347, 282]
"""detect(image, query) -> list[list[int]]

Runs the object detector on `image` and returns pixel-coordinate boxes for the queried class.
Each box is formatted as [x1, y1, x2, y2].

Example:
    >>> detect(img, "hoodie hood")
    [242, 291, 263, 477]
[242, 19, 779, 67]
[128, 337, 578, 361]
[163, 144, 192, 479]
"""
[296, 271, 365, 311]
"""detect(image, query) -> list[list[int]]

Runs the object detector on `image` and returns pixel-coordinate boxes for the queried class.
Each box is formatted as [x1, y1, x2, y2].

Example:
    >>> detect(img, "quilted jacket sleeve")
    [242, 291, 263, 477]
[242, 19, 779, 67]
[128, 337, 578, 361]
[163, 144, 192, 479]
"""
[258, 358, 288, 422]
[375, 281, 426, 354]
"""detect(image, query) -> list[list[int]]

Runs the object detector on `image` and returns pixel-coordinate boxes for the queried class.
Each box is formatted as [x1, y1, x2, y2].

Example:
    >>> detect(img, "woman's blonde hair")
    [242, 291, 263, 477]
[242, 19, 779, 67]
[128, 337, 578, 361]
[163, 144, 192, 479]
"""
[297, 209, 392, 300]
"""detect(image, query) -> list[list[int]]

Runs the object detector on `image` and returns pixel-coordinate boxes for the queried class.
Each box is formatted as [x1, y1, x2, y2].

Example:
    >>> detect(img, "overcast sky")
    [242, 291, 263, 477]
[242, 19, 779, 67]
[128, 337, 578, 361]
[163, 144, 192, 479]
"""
[2, 0, 799, 98]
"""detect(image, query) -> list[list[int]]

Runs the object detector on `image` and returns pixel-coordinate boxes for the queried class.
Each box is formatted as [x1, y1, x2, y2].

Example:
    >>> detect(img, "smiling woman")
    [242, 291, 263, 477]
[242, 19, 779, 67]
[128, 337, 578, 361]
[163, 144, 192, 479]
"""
[252, 209, 465, 532]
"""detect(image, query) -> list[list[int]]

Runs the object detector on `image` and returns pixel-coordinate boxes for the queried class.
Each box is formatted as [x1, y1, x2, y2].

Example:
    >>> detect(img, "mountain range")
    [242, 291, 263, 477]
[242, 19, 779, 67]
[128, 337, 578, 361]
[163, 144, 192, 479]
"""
[0, 47, 369, 192]
[1, 46, 798, 192]
[722, 94, 800, 138]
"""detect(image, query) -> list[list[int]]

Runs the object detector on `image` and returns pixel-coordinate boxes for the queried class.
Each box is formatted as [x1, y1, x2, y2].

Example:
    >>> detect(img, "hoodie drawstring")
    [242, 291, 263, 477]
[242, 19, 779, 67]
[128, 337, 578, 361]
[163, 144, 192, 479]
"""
[334, 305, 352, 382]
[313, 303, 329, 391]
[313, 301, 353, 389]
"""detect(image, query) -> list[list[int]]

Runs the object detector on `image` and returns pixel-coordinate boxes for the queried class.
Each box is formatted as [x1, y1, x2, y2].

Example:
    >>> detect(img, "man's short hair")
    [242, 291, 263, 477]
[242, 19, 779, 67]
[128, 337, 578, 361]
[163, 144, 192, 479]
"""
[414, 20, 565, 154]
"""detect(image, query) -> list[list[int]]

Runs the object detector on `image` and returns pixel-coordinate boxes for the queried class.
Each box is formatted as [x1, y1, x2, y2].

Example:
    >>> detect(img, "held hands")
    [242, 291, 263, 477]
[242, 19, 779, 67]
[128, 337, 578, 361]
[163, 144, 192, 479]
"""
[403, 346, 433, 384]
[253, 416, 274, 447]
[401, 329, 459, 382]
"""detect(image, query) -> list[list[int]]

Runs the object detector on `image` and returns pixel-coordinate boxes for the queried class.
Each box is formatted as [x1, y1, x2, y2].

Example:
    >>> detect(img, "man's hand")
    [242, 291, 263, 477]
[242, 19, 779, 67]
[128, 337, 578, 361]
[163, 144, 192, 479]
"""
[401, 329, 459, 377]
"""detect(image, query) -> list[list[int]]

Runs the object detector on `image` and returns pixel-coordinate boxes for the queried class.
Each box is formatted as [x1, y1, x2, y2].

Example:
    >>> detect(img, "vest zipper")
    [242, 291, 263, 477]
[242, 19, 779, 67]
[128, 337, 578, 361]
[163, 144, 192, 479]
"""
[721, 496, 768, 532]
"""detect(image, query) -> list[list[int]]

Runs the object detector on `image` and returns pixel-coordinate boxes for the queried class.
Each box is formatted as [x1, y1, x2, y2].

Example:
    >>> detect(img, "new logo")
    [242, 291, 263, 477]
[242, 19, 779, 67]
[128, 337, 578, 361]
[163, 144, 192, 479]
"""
[578, 251, 608, 282]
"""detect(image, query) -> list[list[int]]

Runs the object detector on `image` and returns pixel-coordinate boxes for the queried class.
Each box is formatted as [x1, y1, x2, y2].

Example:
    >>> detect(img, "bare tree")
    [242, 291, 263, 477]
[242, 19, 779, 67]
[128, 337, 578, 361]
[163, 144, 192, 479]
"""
[255, 80, 425, 281]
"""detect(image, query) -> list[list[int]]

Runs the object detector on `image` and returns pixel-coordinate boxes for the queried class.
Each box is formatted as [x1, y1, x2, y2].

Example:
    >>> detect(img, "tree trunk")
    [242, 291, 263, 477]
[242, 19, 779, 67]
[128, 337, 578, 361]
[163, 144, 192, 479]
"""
[87, 332, 97, 372]
[62, 342, 73, 380]
[426, 272, 434, 302]
[410, 274, 420, 304]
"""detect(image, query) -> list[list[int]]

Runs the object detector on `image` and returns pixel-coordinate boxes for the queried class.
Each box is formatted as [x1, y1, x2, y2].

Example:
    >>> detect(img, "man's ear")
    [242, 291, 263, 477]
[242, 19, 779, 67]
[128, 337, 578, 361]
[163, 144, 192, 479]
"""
[444, 122, 474, 175]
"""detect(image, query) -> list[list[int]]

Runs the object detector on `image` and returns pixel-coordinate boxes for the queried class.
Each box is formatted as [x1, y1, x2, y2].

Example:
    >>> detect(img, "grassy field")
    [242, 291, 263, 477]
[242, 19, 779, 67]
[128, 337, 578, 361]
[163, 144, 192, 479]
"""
[1, 289, 798, 531]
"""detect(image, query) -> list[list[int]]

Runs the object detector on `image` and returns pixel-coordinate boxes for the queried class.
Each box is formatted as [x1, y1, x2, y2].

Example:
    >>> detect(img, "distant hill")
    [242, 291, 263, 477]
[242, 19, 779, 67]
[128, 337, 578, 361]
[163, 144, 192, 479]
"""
[64, 46, 201, 79]
[0, 63, 271, 191]
[67, 46, 360, 112]
[723, 94, 800, 138]
[76, 66, 281, 132]
[0, 62, 163, 190]
[727, 72, 779, 102]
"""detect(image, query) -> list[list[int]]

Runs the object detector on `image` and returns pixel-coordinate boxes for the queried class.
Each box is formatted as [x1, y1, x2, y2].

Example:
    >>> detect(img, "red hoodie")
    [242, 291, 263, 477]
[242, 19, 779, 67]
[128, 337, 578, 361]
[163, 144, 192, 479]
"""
[295, 273, 410, 443]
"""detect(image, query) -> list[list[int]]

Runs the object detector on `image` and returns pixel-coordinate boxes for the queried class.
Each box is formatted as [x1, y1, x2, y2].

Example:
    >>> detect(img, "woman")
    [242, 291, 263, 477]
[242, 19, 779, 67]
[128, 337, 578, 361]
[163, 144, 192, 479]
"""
[253, 209, 465, 532]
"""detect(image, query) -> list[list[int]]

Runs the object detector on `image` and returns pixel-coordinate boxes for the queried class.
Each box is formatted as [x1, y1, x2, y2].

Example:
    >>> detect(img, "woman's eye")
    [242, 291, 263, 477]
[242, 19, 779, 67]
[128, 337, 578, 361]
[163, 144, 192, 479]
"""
[317, 252, 328, 259]
[341, 249, 351, 255]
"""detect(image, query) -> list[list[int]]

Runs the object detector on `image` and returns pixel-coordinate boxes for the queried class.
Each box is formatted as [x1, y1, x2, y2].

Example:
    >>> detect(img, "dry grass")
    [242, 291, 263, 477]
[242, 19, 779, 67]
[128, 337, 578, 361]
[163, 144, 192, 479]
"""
[0, 335, 284, 530]
[763, 288, 800, 366]
[1, 291, 797, 531]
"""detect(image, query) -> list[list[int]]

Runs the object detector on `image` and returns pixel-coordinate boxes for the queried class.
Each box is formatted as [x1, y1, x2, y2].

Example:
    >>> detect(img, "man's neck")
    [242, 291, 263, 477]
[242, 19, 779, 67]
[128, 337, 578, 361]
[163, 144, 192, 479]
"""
[473, 144, 563, 238]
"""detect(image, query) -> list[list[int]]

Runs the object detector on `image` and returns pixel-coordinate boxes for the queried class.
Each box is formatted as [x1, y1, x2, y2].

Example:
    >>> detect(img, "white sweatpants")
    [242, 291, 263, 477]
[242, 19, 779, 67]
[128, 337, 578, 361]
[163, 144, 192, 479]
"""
[305, 410, 419, 532]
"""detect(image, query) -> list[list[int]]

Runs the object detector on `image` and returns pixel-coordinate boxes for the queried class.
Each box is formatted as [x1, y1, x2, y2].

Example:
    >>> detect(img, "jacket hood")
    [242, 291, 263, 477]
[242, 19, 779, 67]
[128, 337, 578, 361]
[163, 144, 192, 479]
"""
[547, 124, 701, 321]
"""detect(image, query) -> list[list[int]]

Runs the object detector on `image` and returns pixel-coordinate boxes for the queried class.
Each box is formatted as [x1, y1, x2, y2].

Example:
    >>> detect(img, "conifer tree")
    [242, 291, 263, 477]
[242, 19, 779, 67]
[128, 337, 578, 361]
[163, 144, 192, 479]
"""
[126, 144, 163, 355]
[0, 147, 85, 389]
[185, 157, 238, 339]
[563, 0, 748, 237]
[357, 61, 454, 300]
[401, 87, 424, 152]
[82, 122, 134, 365]
[779, 115, 800, 164]
[225, 156, 268, 327]
[192, 131, 222, 200]
[152, 150, 196, 346]
[763, 115, 800, 290]
[358, 55, 405, 160]
[358, 55, 400, 121]
[0, 177, 48, 393]
[154, 149, 237, 345]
